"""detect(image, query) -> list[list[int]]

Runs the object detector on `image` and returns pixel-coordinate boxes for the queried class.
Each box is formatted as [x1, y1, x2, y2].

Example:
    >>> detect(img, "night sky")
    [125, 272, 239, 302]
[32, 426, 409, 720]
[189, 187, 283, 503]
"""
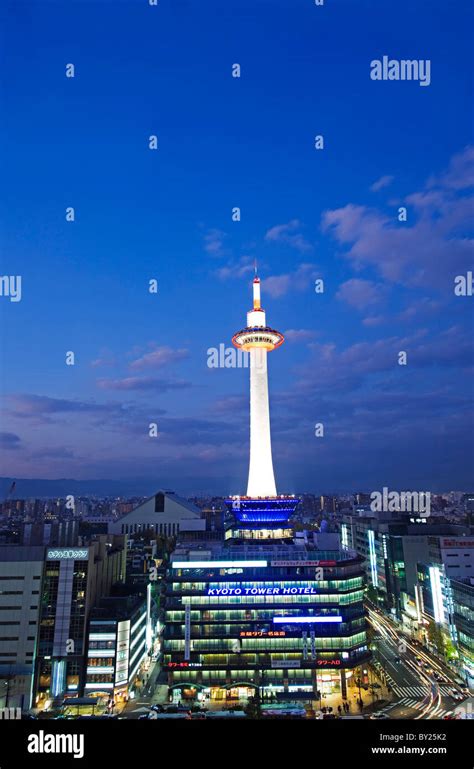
[0, 0, 473, 495]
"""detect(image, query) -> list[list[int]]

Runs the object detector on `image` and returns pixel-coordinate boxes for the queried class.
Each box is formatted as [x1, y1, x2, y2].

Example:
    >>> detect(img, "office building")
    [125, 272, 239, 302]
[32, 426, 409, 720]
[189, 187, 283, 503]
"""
[0, 546, 44, 709]
[85, 592, 152, 701]
[34, 536, 126, 706]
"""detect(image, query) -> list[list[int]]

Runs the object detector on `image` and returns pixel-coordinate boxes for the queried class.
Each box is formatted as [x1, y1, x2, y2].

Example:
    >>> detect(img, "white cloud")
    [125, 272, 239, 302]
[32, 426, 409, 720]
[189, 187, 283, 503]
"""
[265, 219, 313, 253]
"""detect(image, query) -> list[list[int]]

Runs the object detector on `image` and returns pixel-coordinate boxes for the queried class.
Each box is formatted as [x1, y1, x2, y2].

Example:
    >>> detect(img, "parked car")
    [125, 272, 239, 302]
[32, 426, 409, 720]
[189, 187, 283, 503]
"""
[370, 712, 390, 720]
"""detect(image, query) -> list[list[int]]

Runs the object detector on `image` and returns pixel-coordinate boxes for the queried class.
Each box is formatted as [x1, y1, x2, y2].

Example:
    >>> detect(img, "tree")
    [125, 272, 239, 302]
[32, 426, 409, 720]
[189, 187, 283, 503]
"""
[444, 637, 458, 661]
[366, 585, 378, 605]
[427, 619, 445, 657]
[244, 695, 261, 719]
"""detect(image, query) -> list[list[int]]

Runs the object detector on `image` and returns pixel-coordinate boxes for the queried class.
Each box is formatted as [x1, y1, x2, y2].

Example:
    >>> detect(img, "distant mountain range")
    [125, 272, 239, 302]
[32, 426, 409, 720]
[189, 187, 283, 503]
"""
[0, 477, 160, 499]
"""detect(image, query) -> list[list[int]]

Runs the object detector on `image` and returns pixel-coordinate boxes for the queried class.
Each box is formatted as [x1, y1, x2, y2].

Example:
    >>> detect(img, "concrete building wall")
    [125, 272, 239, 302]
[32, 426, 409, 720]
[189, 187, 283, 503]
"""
[108, 491, 201, 537]
[0, 546, 45, 709]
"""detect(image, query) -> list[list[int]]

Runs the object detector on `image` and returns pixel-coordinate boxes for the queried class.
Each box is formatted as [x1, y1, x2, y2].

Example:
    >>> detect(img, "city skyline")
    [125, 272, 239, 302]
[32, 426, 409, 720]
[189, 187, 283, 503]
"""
[1, 0, 473, 495]
[0, 0, 473, 745]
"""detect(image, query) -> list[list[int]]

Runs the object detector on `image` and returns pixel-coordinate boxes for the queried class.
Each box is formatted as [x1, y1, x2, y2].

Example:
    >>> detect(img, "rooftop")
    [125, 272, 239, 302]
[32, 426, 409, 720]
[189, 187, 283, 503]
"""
[171, 541, 358, 564]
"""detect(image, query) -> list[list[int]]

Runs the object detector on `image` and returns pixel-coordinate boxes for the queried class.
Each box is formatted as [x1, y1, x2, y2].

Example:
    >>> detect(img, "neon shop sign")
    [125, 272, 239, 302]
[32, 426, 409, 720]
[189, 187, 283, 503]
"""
[207, 586, 318, 596]
[47, 548, 89, 560]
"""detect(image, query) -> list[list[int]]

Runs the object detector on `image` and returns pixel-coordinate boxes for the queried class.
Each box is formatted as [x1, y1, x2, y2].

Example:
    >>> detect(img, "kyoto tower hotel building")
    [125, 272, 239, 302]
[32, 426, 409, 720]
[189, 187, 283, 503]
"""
[164, 276, 369, 703]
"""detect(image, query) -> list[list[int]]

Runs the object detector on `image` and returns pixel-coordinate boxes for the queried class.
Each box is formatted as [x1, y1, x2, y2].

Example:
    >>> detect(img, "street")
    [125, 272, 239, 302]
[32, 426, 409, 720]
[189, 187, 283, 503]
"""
[368, 605, 469, 719]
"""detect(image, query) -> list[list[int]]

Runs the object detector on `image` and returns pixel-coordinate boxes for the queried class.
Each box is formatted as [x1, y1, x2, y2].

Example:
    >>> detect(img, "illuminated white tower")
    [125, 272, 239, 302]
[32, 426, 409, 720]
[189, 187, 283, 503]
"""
[232, 273, 284, 497]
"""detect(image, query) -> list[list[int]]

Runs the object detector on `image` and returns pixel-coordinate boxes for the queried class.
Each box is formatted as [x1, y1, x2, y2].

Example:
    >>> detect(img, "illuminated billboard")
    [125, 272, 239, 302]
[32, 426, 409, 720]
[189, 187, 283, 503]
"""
[207, 585, 318, 596]
[46, 548, 89, 560]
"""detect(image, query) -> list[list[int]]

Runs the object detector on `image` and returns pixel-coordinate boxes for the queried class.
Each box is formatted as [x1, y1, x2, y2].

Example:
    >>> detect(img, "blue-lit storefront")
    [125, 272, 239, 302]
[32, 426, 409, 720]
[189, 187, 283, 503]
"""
[163, 546, 370, 701]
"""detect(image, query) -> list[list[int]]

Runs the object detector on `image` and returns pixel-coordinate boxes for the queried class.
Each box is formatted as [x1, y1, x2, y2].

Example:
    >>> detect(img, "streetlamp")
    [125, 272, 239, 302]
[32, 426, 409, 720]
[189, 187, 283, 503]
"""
[314, 668, 322, 711]
[2, 665, 13, 709]
[259, 664, 265, 702]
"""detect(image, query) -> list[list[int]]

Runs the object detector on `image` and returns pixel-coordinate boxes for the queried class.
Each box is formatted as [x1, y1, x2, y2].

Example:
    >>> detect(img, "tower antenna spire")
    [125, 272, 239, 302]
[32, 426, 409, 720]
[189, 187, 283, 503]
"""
[254, 259, 258, 278]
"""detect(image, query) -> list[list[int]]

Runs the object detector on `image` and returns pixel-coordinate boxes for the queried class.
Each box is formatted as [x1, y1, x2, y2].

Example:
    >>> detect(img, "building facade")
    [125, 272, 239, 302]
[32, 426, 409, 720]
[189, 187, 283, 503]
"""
[34, 537, 125, 706]
[451, 578, 474, 685]
[163, 540, 369, 702]
[0, 546, 45, 709]
[341, 514, 472, 618]
[85, 593, 150, 702]
[108, 490, 202, 538]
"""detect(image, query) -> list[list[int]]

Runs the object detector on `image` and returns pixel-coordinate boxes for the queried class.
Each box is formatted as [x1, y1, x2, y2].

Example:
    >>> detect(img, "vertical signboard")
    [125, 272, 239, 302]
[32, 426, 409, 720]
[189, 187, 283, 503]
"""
[115, 620, 130, 687]
[184, 604, 191, 661]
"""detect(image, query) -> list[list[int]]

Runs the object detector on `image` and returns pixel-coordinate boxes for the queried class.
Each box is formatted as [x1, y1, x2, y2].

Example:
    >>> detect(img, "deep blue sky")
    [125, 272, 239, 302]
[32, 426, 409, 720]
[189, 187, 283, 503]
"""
[0, 0, 473, 494]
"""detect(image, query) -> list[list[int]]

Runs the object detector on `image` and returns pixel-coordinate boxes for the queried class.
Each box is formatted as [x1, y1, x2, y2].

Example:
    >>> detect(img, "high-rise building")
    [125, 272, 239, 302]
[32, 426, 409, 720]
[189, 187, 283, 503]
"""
[340, 513, 472, 617]
[163, 277, 369, 704]
[451, 578, 474, 686]
[0, 546, 44, 710]
[85, 593, 151, 702]
[34, 536, 126, 707]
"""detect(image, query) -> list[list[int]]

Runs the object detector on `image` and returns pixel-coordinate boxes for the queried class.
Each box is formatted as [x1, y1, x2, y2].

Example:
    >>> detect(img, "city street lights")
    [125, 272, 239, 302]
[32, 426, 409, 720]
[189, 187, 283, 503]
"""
[1, 665, 13, 709]
[314, 669, 322, 710]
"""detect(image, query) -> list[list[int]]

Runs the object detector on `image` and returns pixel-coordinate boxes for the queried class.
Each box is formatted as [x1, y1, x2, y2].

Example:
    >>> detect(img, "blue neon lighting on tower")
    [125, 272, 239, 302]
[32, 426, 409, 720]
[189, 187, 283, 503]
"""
[225, 496, 300, 523]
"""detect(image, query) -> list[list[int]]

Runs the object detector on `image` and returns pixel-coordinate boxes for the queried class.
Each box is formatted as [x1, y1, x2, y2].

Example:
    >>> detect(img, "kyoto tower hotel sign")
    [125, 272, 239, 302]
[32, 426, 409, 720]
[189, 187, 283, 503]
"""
[228, 274, 299, 526]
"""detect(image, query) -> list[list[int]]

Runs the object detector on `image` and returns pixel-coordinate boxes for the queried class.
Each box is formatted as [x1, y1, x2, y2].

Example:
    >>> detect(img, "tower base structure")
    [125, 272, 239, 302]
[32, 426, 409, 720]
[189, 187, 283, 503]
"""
[224, 495, 300, 541]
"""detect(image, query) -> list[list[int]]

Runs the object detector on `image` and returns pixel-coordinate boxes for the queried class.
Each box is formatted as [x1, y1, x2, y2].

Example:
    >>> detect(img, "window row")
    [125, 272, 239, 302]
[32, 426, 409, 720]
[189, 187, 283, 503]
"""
[178, 592, 364, 606]
[164, 632, 367, 652]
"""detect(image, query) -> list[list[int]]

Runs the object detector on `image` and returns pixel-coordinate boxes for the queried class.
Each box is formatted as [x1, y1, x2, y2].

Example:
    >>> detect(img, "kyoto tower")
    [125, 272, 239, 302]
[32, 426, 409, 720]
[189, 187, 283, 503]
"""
[227, 271, 299, 529]
[232, 272, 283, 497]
